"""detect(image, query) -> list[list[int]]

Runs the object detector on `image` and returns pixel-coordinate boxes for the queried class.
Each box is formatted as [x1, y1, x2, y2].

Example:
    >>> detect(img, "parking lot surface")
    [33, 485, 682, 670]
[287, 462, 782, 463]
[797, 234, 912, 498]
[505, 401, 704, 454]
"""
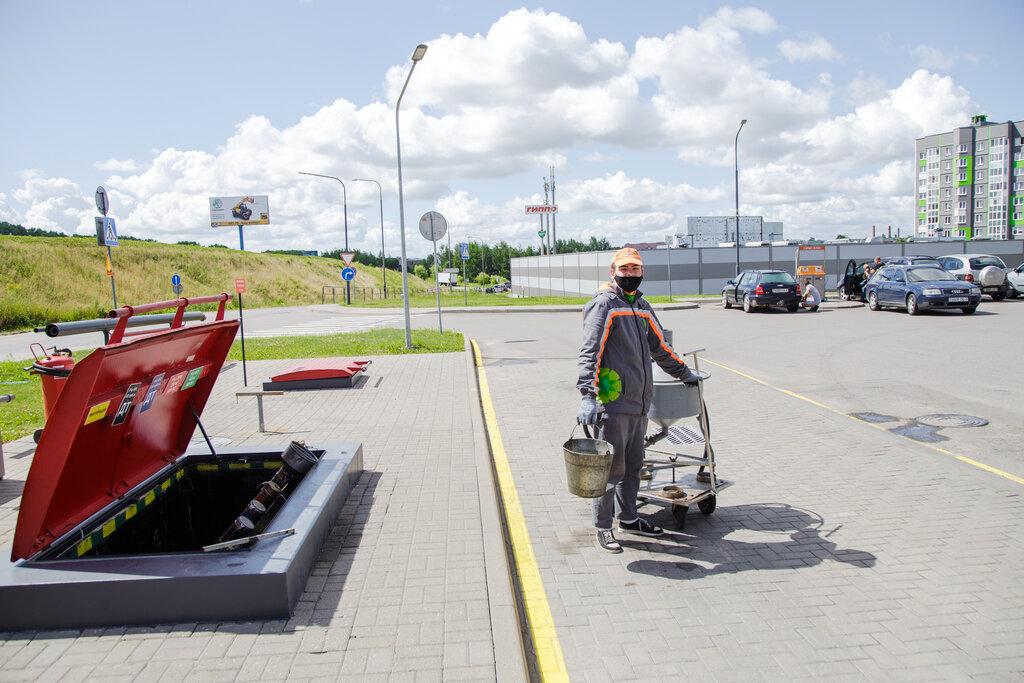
[1, 298, 1022, 681]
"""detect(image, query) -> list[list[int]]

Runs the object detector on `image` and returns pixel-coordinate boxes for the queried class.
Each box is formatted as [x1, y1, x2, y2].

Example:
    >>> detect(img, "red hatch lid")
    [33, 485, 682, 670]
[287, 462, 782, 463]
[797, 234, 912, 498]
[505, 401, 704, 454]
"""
[269, 358, 371, 382]
[13, 296, 238, 560]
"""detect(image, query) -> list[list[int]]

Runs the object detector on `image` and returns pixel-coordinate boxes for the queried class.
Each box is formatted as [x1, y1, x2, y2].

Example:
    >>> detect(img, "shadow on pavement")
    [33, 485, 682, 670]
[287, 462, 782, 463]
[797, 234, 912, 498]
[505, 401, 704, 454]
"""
[625, 502, 876, 580]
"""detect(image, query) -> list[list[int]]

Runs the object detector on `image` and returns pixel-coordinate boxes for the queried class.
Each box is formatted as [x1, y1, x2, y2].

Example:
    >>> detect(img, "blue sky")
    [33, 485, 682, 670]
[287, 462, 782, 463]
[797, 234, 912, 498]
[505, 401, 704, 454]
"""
[1, 1, 1021, 257]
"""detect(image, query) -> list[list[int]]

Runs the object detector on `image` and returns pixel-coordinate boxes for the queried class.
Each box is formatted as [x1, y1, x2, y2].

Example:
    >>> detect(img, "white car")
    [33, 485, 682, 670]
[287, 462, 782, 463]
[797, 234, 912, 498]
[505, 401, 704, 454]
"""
[1008, 262, 1024, 298]
[937, 253, 1010, 300]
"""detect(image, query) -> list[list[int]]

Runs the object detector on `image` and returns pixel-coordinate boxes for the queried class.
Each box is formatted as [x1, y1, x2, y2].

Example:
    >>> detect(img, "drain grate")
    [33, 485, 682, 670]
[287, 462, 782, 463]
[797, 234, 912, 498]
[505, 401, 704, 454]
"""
[666, 425, 705, 445]
[916, 414, 989, 429]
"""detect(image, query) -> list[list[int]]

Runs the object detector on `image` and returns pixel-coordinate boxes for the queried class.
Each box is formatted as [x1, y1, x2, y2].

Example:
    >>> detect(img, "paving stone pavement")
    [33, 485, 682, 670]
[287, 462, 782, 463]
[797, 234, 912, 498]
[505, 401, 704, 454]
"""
[1, 300, 1023, 682]
[470, 305, 1024, 682]
[0, 349, 524, 682]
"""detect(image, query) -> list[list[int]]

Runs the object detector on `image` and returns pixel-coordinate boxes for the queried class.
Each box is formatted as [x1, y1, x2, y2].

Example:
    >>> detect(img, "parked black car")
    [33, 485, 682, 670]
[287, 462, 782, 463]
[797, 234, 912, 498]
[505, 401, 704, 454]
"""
[722, 270, 801, 313]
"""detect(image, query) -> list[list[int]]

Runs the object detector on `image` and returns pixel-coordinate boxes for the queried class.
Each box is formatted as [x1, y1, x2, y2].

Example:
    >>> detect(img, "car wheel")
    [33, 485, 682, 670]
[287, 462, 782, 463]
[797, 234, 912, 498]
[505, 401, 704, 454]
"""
[1009, 285, 1020, 299]
[786, 303, 799, 313]
[962, 306, 977, 315]
[722, 292, 732, 309]
[991, 292, 1005, 301]
[906, 294, 919, 315]
[868, 291, 880, 311]
[742, 294, 753, 313]
[837, 284, 847, 300]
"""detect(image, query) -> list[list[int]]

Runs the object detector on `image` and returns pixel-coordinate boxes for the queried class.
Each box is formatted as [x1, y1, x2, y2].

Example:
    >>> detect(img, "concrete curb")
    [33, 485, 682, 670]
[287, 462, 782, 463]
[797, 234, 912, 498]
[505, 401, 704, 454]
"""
[465, 340, 530, 682]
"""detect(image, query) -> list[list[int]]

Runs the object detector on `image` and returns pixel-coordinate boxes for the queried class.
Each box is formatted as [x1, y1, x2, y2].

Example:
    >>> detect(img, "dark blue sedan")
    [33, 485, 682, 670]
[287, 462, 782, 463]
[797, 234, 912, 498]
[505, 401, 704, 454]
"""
[865, 265, 981, 315]
[722, 269, 801, 313]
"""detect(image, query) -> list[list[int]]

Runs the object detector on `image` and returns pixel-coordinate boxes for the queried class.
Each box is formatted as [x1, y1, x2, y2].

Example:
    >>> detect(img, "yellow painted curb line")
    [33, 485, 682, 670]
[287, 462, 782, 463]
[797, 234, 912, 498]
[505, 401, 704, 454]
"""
[471, 340, 569, 682]
[701, 358, 1024, 486]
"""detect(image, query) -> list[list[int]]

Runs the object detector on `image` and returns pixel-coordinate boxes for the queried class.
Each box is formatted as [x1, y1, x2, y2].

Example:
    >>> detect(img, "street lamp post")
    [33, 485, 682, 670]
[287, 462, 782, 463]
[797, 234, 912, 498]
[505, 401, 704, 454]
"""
[395, 43, 427, 349]
[353, 178, 386, 299]
[300, 171, 350, 304]
[734, 119, 747, 275]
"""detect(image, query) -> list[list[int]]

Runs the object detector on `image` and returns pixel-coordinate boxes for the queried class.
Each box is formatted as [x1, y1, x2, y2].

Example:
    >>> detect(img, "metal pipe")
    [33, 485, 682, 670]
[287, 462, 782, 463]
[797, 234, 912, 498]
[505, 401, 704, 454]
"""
[35, 312, 207, 338]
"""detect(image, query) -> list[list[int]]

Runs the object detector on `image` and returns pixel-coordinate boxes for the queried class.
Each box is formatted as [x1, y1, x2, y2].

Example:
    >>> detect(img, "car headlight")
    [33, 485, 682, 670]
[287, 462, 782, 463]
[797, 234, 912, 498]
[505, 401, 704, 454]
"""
[922, 288, 941, 295]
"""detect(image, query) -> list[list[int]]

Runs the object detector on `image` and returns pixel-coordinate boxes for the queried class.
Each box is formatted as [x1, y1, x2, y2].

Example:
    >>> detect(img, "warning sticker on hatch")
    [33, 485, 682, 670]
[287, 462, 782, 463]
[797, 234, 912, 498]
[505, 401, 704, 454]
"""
[84, 401, 111, 425]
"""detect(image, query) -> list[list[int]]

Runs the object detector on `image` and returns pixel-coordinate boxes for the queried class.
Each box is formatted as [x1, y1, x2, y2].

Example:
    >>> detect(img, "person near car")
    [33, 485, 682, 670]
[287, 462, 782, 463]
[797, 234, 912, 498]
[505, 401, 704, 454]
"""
[866, 256, 884, 278]
[576, 247, 698, 553]
[800, 277, 821, 311]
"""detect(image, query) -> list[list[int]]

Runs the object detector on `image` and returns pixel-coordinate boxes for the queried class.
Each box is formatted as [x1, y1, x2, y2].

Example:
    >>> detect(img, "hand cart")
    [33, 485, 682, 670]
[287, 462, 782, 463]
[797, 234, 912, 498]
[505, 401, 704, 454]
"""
[637, 348, 732, 528]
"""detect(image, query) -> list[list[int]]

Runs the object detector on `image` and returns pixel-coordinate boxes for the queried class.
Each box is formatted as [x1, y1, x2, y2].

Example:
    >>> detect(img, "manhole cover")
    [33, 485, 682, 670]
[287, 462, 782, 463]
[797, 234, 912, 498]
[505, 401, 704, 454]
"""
[916, 414, 989, 429]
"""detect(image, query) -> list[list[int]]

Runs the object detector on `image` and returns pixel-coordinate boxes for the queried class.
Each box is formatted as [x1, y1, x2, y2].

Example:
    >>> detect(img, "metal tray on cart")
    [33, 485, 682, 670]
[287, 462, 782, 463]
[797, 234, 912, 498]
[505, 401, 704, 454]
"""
[637, 348, 732, 528]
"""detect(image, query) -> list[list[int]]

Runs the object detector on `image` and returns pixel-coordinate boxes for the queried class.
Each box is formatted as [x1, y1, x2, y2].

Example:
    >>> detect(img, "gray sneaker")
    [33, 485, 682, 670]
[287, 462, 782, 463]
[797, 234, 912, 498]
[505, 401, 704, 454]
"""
[596, 529, 622, 553]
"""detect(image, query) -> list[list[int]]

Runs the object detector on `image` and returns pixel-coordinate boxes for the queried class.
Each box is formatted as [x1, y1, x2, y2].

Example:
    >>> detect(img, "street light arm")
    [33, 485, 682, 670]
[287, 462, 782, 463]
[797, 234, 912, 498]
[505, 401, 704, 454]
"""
[353, 178, 387, 299]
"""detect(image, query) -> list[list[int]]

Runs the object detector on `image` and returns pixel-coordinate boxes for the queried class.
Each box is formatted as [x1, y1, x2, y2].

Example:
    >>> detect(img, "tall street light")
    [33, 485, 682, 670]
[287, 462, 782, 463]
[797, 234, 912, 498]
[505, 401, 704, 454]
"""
[299, 171, 350, 304]
[734, 119, 747, 276]
[396, 43, 427, 349]
[353, 178, 386, 299]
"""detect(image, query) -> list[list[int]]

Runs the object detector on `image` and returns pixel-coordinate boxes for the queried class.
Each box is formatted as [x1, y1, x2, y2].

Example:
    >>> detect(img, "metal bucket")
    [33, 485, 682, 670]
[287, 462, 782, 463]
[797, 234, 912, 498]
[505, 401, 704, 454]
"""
[562, 435, 614, 498]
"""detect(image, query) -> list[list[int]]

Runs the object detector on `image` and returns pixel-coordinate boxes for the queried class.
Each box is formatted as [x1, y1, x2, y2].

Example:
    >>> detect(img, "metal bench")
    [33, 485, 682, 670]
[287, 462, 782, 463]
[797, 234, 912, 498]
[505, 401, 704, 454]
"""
[235, 390, 284, 432]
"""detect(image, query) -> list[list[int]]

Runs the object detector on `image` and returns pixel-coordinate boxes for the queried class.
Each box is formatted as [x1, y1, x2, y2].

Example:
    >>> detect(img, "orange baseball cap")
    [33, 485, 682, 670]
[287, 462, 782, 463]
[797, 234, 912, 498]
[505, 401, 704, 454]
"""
[610, 247, 643, 268]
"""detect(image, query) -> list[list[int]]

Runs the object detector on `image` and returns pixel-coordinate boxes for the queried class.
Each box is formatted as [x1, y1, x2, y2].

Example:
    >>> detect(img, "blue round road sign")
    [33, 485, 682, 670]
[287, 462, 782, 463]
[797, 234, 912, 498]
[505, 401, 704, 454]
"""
[341, 267, 356, 281]
[171, 274, 181, 286]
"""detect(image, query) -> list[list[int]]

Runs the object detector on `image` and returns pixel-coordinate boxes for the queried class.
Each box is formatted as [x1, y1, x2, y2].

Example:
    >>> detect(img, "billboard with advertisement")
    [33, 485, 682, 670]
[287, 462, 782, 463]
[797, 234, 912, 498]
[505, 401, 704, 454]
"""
[209, 196, 270, 227]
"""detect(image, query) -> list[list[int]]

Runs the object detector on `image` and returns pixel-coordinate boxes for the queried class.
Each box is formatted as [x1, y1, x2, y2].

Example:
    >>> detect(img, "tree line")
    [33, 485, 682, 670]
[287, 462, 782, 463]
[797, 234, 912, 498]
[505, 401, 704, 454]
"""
[323, 236, 613, 283]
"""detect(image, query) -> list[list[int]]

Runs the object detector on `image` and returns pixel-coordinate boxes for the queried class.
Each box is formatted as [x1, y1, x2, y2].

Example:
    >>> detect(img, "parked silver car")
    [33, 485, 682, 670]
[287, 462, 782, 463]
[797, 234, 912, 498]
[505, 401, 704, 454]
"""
[1008, 262, 1024, 298]
[936, 253, 1010, 300]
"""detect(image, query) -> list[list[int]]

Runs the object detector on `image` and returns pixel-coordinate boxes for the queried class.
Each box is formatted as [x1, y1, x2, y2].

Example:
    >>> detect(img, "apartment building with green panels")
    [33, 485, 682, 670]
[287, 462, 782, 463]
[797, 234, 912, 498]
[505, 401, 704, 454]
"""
[914, 115, 1023, 240]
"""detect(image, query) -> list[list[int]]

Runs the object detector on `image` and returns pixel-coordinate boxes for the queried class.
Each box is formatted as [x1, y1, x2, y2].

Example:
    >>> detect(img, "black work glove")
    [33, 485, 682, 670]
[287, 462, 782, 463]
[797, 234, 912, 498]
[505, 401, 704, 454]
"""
[576, 396, 600, 425]
[677, 367, 701, 385]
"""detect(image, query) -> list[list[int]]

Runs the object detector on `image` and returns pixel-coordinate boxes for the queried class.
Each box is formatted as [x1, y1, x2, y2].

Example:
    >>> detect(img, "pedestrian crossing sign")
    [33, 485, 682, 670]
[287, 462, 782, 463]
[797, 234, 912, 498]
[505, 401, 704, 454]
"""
[95, 216, 118, 246]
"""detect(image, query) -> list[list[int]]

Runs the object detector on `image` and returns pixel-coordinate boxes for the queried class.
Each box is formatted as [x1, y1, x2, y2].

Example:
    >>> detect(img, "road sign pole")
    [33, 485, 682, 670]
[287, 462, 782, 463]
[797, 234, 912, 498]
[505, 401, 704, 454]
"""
[463, 251, 467, 306]
[234, 278, 248, 387]
[106, 246, 117, 309]
[238, 292, 247, 387]
[238, 225, 244, 251]
[432, 232, 443, 333]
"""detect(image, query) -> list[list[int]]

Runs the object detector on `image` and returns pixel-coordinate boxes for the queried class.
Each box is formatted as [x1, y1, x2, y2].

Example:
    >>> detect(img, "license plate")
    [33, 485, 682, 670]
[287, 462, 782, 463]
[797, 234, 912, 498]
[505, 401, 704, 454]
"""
[772, 288, 787, 294]
[948, 297, 968, 303]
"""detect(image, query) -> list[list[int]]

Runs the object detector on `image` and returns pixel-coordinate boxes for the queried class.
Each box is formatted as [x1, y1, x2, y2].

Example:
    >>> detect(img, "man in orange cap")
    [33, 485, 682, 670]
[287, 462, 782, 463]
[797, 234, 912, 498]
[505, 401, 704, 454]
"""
[577, 247, 698, 552]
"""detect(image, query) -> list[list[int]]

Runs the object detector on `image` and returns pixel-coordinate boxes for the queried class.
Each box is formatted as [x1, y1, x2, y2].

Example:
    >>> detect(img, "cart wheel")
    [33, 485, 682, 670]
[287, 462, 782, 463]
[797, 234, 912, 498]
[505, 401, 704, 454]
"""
[672, 505, 688, 528]
[697, 496, 716, 515]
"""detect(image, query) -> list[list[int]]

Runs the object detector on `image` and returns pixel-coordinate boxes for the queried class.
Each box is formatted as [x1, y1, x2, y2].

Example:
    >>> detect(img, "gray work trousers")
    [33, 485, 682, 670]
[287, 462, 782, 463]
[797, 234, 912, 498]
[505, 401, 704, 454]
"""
[591, 412, 647, 529]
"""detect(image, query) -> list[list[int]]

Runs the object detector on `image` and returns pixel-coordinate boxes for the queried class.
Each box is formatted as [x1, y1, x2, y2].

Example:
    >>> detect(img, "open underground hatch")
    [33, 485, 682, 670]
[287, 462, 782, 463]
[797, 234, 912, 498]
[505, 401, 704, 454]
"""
[44, 442, 323, 560]
[0, 295, 361, 631]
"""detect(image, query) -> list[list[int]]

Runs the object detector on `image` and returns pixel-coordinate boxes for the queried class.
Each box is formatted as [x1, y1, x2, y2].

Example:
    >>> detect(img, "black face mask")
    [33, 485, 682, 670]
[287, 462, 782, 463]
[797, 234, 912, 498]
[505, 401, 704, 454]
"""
[614, 275, 643, 293]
